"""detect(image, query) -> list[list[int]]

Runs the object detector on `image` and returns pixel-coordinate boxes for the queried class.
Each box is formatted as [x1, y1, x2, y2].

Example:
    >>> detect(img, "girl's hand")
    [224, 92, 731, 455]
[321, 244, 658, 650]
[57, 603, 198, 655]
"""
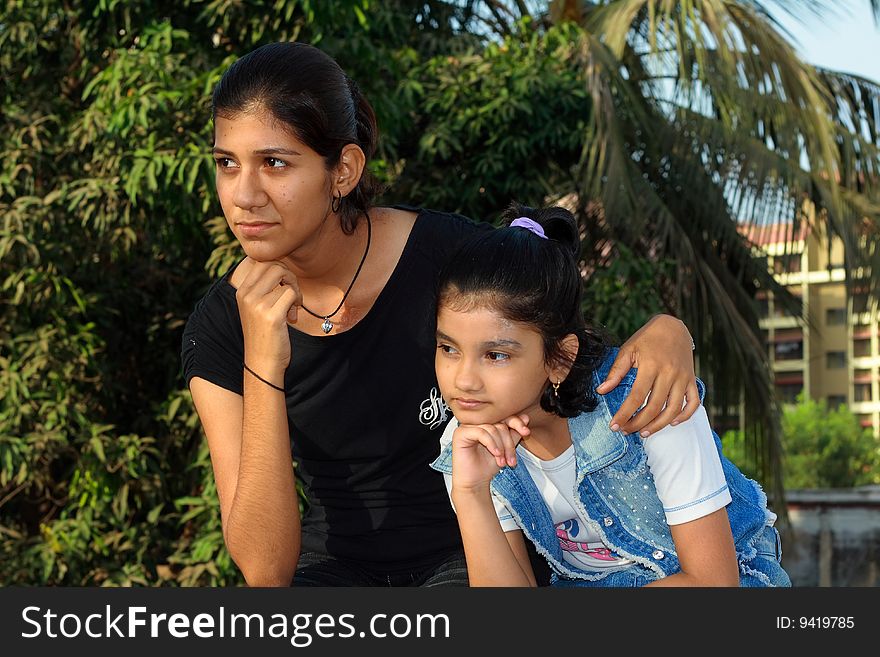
[596, 314, 700, 437]
[450, 415, 530, 493]
[235, 260, 302, 378]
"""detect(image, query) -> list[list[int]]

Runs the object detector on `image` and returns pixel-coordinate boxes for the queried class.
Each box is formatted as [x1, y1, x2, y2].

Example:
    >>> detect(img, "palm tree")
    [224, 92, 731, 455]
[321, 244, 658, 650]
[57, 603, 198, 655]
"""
[408, 1, 880, 502]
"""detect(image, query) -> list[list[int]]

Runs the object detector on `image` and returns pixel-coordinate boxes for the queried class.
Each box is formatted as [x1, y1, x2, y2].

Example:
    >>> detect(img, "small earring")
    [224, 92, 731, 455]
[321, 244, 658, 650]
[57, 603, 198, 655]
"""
[331, 189, 342, 213]
[552, 380, 561, 398]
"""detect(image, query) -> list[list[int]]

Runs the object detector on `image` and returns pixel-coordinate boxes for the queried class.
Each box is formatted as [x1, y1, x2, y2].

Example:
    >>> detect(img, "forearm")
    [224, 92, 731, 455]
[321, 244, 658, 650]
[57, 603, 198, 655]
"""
[226, 380, 301, 587]
[646, 511, 740, 587]
[452, 488, 534, 587]
[644, 570, 739, 587]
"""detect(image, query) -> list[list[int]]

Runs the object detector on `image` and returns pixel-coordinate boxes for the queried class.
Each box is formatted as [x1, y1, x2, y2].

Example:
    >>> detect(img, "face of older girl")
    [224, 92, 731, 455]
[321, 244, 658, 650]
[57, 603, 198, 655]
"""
[212, 109, 337, 265]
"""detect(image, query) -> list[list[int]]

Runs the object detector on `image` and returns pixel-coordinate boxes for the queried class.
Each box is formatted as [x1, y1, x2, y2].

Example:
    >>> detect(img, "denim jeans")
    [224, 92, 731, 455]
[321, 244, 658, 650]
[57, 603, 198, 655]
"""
[292, 549, 469, 587]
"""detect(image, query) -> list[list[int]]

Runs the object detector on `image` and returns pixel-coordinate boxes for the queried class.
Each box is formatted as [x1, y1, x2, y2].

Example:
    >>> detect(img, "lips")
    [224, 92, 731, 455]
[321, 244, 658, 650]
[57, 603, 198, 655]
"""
[236, 222, 277, 237]
[453, 398, 489, 410]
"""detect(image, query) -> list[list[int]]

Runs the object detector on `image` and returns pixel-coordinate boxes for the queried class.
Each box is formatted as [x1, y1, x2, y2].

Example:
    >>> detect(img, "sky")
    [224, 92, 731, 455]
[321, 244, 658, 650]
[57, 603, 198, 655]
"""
[769, 1, 880, 84]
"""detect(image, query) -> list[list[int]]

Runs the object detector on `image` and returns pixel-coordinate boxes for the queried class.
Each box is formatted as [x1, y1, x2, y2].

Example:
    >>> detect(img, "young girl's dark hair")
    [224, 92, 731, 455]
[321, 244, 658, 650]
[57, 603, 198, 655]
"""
[212, 41, 379, 234]
[437, 203, 609, 417]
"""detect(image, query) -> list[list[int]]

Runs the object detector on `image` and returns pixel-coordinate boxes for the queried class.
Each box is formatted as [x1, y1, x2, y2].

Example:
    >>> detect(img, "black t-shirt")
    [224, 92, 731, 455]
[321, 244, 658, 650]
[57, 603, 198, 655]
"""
[181, 207, 489, 572]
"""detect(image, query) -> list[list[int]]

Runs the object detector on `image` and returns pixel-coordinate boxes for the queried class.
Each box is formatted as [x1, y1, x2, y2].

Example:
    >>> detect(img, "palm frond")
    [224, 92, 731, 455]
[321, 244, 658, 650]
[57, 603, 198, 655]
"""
[569, 0, 880, 500]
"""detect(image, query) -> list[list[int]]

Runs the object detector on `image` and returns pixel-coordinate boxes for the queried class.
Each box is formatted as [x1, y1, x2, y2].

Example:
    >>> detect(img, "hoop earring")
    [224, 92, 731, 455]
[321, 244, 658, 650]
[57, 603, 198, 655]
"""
[552, 380, 560, 398]
[331, 189, 342, 213]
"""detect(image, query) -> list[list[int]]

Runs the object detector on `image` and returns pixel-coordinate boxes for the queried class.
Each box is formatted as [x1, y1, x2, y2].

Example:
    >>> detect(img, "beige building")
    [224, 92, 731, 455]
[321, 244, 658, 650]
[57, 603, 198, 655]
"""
[744, 220, 878, 435]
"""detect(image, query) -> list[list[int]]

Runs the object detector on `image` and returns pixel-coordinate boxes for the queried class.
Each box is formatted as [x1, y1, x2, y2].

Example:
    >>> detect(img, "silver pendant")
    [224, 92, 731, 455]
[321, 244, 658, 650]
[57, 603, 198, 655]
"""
[321, 319, 333, 333]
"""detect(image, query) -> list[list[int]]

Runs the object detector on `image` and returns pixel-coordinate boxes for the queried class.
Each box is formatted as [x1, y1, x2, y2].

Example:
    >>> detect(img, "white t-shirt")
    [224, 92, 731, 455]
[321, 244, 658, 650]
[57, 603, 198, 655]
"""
[439, 405, 735, 569]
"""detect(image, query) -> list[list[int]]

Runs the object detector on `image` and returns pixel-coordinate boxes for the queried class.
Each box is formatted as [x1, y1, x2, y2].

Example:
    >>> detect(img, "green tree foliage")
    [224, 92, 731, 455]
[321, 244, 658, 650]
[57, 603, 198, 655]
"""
[723, 397, 880, 489]
[2, 1, 878, 584]
[581, 245, 672, 341]
[0, 0, 378, 586]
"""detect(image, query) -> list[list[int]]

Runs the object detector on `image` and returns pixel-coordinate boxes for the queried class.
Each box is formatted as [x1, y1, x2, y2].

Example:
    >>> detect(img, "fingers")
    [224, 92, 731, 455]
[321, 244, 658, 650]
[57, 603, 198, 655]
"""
[454, 426, 506, 470]
[454, 423, 521, 469]
[622, 372, 671, 436]
[246, 280, 302, 326]
[608, 367, 655, 433]
[493, 422, 521, 467]
[635, 379, 687, 438]
[502, 414, 531, 439]
[605, 315, 699, 434]
[238, 260, 301, 299]
[235, 261, 301, 371]
[237, 261, 302, 323]
[671, 380, 701, 426]
[479, 424, 518, 469]
[595, 346, 634, 394]
[272, 285, 300, 324]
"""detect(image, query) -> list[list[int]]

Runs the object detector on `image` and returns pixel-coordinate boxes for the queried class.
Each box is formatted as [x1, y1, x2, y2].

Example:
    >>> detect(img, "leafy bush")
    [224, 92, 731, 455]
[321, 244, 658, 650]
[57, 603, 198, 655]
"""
[723, 396, 880, 489]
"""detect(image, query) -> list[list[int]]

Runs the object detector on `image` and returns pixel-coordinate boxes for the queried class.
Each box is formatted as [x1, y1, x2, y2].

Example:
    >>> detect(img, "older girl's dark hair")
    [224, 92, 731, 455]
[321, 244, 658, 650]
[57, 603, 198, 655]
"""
[212, 41, 379, 233]
[437, 203, 608, 417]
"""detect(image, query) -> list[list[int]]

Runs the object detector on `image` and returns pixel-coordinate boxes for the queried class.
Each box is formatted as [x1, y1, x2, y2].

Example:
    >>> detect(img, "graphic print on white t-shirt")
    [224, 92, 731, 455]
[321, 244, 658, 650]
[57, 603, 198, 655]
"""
[517, 445, 634, 571]
[555, 519, 628, 565]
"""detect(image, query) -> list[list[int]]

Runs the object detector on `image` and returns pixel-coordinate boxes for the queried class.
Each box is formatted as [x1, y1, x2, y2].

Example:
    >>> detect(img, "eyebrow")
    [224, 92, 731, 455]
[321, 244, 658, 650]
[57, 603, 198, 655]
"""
[211, 147, 303, 156]
[436, 330, 457, 345]
[436, 330, 522, 350]
[480, 338, 522, 350]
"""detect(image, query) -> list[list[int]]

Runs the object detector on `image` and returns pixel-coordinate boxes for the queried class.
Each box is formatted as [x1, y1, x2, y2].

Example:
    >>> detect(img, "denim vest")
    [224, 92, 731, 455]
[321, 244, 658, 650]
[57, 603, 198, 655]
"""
[430, 348, 791, 587]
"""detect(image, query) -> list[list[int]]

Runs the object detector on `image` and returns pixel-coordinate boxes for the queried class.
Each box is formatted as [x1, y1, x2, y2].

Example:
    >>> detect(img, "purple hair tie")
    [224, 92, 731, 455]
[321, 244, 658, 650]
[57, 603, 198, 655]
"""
[509, 217, 547, 239]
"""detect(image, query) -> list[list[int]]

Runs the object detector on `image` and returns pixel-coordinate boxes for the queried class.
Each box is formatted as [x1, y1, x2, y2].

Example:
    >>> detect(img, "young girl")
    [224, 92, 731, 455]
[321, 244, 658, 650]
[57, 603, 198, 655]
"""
[431, 204, 790, 587]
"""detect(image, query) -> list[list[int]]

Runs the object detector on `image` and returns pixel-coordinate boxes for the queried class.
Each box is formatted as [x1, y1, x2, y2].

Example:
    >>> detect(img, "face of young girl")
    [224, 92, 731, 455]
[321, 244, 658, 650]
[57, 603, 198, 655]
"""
[213, 110, 335, 264]
[435, 303, 556, 426]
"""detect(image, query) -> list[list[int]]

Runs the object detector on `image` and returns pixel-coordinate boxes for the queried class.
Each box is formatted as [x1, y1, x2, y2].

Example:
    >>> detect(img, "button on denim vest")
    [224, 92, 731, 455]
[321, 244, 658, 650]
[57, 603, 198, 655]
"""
[431, 348, 791, 587]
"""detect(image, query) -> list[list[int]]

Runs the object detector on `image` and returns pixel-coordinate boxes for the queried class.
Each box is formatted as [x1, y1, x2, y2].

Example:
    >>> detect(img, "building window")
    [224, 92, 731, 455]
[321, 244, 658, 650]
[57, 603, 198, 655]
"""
[853, 339, 871, 358]
[854, 369, 872, 384]
[827, 395, 847, 409]
[826, 308, 847, 326]
[772, 329, 804, 361]
[854, 384, 873, 402]
[852, 292, 869, 315]
[775, 383, 803, 404]
[774, 340, 803, 361]
[858, 414, 873, 429]
[826, 351, 847, 369]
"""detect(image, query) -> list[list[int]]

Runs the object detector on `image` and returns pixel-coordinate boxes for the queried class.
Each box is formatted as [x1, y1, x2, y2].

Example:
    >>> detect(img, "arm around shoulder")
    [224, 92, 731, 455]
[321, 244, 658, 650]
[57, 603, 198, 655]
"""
[600, 314, 701, 437]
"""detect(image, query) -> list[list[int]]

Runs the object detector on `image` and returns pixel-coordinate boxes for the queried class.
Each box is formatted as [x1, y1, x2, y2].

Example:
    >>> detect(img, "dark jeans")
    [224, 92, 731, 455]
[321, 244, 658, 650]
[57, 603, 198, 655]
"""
[292, 549, 469, 587]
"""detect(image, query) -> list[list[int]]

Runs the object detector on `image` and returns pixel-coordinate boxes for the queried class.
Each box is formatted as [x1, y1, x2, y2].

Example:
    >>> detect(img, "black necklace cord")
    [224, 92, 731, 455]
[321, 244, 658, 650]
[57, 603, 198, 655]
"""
[300, 210, 372, 324]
